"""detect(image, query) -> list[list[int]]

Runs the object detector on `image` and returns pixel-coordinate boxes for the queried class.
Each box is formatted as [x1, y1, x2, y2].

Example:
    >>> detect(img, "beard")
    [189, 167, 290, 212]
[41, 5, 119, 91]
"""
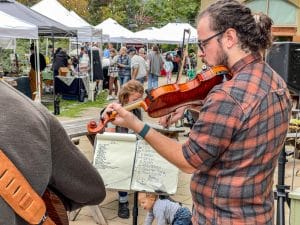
[202, 43, 229, 68]
[216, 46, 228, 67]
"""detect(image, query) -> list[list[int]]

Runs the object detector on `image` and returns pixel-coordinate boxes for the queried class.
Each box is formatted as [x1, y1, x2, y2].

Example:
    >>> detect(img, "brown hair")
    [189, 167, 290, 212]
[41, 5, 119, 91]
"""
[110, 48, 117, 54]
[118, 80, 144, 105]
[197, 0, 273, 53]
[152, 45, 160, 54]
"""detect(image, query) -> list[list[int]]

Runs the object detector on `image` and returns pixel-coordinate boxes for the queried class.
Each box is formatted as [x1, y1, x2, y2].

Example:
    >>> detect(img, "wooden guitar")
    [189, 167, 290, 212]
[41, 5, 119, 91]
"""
[42, 189, 69, 225]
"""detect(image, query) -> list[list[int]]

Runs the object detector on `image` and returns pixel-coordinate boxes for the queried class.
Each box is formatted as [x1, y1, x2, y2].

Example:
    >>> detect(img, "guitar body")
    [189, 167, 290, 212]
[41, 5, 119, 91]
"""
[42, 189, 69, 225]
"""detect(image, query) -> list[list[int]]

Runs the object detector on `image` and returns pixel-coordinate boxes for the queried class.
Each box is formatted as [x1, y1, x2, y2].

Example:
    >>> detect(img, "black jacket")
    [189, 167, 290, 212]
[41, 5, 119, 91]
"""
[30, 53, 46, 71]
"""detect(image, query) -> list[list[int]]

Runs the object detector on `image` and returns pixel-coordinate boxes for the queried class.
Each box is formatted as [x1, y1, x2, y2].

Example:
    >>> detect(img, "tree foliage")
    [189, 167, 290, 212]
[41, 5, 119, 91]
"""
[60, 0, 90, 19]
[17, 0, 200, 30]
[17, 0, 39, 6]
[143, 0, 200, 28]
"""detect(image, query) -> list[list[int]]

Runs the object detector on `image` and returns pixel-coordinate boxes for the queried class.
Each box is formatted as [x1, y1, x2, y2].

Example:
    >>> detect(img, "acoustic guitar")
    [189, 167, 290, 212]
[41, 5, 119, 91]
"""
[42, 189, 69, 225]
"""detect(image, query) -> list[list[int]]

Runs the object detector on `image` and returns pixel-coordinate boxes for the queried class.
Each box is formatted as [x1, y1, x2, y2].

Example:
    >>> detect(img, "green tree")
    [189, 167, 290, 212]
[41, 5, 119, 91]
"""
[60, 0, 90, 21]
[17, 0, 201, 33]
[144, 0, 200, 28]
[17, 0, 39, 6]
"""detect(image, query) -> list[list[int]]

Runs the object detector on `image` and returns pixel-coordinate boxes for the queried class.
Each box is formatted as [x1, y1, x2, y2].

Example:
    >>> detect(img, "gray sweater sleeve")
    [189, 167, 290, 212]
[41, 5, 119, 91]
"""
[48, 114, 106, 211]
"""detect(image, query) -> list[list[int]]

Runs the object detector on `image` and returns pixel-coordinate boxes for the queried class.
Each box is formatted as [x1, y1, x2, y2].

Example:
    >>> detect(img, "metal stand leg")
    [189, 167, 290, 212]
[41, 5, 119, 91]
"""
[132, 191, 139, 225]
[69, 208, 81, 221]
[69, 206, 107, 225]
[89, 205, 107, 225]
[276, 146, 290, 225]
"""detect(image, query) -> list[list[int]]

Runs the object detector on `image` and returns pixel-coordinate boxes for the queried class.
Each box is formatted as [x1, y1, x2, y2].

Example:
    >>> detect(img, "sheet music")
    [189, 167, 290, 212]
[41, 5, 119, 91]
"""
[93, 132, 137, 190]
[93, 133, 179, 194]
[131, 140, 179, 194]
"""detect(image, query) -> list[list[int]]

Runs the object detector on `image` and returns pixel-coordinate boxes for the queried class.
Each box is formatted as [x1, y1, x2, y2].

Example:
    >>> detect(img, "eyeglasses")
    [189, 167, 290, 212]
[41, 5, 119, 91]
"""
[197, 31, 225, 53]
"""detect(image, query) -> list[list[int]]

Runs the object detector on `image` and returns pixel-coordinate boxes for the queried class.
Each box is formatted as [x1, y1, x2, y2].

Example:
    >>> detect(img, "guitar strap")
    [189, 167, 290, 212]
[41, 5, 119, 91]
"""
[0, 149, 56, 225]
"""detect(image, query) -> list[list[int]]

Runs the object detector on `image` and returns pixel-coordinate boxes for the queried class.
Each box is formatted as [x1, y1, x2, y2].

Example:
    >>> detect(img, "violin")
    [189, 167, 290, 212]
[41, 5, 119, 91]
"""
[87, 65, 231, 134]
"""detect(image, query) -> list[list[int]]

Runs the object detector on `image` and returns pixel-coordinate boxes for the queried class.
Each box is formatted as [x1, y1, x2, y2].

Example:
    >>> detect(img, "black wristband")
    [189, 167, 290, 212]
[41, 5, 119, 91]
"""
[138, 124, 150, 139]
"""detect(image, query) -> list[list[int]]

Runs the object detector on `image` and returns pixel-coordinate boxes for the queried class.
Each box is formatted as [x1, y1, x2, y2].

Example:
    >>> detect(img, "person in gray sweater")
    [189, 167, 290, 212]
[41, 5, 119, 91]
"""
[138, 192, 192, 225]
[0, 80, 106, 225]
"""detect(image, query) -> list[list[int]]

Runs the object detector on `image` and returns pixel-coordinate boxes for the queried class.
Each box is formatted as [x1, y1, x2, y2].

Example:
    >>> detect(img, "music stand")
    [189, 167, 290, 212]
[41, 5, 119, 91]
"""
[275, 146, 291, 225]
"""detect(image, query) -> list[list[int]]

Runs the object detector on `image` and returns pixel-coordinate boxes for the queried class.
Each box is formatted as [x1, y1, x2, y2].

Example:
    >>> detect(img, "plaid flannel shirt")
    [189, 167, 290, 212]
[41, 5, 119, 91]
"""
[117, 54, 131, 77]
[182, 53, 292, 225]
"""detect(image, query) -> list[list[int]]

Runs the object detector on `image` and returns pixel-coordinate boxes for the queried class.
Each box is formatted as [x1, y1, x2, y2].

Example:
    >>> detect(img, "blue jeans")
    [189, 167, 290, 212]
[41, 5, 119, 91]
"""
[147, 73, 159, 89]
[118, 191, 128, 203]
[136, 76, 146, 84]
[119, 76, 131, 87]
[172, 207, 192, 225]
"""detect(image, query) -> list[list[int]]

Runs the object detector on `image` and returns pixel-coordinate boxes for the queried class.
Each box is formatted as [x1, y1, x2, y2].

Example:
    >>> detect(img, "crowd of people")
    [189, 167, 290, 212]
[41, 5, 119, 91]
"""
[3, 0, 294, 225]
[28, 38, 197, 102]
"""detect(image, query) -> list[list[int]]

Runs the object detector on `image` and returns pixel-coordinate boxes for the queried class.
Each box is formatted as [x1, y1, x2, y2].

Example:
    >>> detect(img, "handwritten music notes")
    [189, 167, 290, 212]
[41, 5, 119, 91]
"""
[93, 132, 136, 190]
[93, 133, 179, 194]
[131, 140, 179, 194]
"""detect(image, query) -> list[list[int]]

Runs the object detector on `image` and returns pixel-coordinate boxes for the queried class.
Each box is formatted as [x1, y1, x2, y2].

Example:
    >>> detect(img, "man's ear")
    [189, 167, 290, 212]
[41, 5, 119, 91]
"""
[223, 28, 238, 49]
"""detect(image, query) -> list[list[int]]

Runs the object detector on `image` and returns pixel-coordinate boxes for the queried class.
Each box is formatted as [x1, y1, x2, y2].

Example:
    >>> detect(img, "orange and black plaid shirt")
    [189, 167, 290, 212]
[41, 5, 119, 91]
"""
[182, 53, 292, 225]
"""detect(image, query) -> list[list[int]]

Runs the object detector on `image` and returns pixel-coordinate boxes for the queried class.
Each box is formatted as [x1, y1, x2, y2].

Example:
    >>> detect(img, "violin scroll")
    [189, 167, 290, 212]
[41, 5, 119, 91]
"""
[87, 111, 118, 134]
[87, 119, 105, 134]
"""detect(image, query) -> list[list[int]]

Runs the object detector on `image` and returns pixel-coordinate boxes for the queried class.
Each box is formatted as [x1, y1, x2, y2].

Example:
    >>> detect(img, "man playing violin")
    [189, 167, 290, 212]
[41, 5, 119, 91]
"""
[105, 1, 292, 224]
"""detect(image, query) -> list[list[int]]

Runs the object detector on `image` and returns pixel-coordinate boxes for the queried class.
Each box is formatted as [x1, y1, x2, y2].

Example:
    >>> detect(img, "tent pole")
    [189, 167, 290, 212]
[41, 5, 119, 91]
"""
[52, 33, 60, 115]
[46, 38, 48, 57]
[76, 36, 79, 73]
[69, 37, 71, 55]
[90, 40, 94, 102]
[35, 39, 41, 102]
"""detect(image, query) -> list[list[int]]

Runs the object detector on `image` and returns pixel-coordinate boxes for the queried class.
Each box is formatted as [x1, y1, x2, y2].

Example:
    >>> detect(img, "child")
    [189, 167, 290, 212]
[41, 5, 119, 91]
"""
[104, 80, 144, 218]
[164, 53, 174, 84]
[138, 192, 192, 225]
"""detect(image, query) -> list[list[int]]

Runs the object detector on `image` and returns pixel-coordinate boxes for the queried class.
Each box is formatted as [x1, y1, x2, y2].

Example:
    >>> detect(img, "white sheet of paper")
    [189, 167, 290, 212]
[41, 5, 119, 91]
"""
[131, 140, 179, 194]
[93, 132, 137, 190]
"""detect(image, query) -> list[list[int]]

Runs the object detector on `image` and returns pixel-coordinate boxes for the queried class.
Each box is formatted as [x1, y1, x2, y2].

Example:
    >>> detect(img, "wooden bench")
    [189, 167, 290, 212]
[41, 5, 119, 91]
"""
[61, 118, 186, 142]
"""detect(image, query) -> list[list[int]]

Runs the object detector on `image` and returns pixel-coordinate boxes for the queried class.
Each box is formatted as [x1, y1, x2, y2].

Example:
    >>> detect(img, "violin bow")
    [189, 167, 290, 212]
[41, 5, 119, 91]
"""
[176, 28, 191, 83]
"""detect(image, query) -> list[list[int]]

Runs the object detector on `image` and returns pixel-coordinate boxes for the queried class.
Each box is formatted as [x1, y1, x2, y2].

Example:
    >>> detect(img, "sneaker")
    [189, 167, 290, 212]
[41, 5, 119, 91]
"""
[118, 202, 129, 219]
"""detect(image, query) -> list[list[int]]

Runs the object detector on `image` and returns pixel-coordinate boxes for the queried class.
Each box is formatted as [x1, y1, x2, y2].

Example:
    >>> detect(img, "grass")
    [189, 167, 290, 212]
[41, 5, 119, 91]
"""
[44, 91, 108, 118]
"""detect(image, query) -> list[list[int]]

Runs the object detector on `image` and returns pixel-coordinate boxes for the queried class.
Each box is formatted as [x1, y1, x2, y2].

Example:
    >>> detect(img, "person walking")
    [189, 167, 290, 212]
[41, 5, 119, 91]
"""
[164, 53, 174, 84]
[117, 46, 131, 87]
[107, 48, 119, 101]
[131, 47, 148, 84]
[147, 45, 163, 89]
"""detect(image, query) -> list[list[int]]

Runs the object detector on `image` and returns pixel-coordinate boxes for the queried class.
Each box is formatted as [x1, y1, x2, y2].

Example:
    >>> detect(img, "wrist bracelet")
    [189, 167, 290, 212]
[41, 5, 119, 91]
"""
[138, 124, 150, 139]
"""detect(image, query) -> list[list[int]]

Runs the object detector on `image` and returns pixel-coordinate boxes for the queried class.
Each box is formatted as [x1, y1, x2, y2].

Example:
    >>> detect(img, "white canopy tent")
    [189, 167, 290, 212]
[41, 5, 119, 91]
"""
[95, 18, 144, 43]
[157, 23, 198, 44]
[0, 10, 42, 100]
[134, 23, 198, 44]
[32, 0, 107, 102]
[0, 10, 38, 39]
[69, 10, 109, 43]
[31, 0, 102, 42]
[133, 27, 159, 43]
